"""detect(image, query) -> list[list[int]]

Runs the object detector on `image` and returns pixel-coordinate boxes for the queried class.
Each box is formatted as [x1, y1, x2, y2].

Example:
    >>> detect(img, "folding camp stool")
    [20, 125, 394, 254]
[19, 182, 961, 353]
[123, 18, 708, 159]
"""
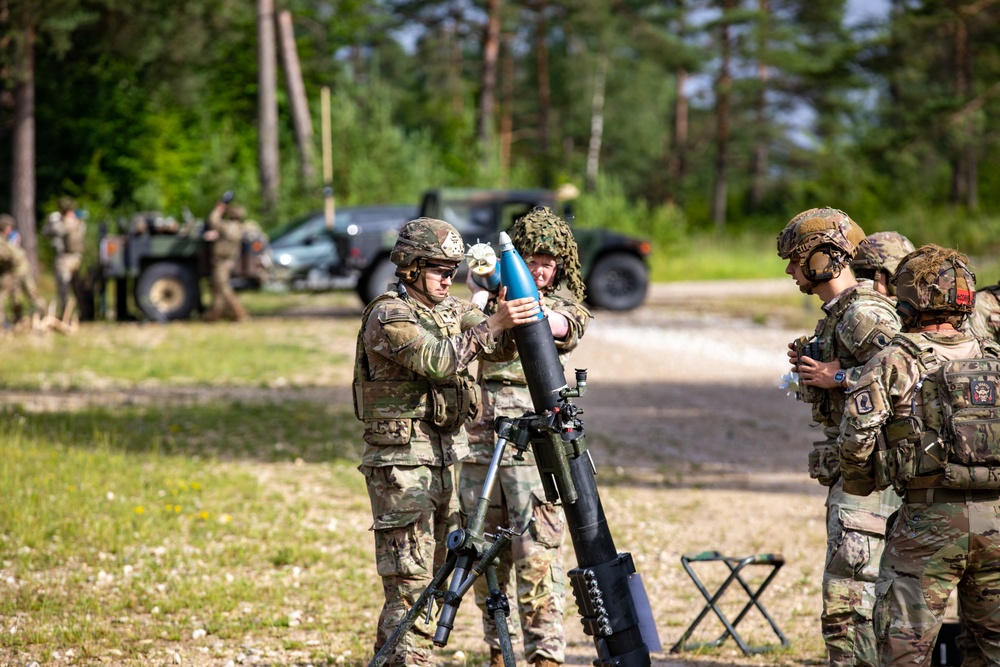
[670, 550, 790, 656]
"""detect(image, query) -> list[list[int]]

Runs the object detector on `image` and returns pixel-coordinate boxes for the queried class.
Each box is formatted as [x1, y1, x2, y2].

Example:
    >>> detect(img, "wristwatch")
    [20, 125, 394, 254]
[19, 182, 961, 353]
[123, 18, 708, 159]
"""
[834, 370, 847, 388]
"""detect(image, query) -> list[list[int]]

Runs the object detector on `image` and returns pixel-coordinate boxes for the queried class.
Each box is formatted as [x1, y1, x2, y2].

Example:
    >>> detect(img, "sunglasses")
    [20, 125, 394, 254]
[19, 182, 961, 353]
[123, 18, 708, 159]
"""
[425, 264, 459, 280]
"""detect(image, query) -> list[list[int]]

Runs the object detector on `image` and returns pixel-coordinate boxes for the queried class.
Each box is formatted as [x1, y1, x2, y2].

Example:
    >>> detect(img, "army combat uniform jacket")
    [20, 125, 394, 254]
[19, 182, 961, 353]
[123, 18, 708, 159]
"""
[967, 284, 1000, 344]
[839, 331, 1000, 665]
[464, 293, 591, 466]
[354, 288, 519, 468]
[796, 281, 900, 480]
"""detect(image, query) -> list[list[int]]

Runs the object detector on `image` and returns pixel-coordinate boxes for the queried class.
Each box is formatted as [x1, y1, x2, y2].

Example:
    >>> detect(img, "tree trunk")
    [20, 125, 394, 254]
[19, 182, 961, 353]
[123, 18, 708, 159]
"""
[666, 0, 689, 206]
[712, 2, 733, 230]
[257, 0, 280, 213]
[585, 53, 607, 193]
[276, 10, 315, 183]
[11, 21, 37, 278]
[749, 0, 770, 211]
[535, 2, 552, 187]
[499, 32, 514, 186]
[477, 0, 501, 160]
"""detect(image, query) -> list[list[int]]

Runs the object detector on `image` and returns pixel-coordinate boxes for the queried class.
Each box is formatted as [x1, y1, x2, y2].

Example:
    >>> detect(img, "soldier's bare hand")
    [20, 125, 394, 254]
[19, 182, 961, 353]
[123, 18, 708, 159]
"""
[487, 290, 539, 331]
[798, 357, 842, 389]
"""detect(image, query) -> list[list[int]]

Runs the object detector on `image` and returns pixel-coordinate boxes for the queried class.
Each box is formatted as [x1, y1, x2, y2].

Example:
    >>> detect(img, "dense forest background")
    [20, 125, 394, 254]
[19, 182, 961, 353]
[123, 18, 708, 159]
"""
[3, 0, 1000, 276]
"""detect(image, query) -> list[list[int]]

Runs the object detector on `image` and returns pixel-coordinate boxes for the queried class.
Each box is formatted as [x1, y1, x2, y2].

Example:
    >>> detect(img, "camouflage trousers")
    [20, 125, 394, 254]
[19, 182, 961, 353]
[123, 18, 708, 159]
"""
[54, 252, 81, 319]
[874, 496, 1000, 666]
[361, 463, 461, 667]
[458, 462, 566, 664]
[822, 478, 900, 667]
[205, 258, 246, 322]
[0, 270, 44, 325]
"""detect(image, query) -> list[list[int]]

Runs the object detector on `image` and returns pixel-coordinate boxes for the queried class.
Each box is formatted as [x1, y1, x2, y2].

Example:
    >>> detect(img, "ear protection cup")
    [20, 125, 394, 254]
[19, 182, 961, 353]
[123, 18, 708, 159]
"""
[804, 245, 845, 283]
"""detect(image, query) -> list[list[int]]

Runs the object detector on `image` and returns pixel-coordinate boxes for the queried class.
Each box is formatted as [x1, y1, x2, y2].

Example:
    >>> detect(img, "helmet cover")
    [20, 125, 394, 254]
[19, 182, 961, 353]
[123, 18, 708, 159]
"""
[777, 207, 866, 287]
[390, 217, 465, 269]
[509, 206, 585, 301]
[892, 244, 976, 320]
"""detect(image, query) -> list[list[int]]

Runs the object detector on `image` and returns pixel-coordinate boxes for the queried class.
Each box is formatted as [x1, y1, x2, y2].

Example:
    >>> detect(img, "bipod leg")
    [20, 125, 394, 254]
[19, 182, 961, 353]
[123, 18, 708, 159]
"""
[368, 550, 458, 667]
[485, 561, 517, 667]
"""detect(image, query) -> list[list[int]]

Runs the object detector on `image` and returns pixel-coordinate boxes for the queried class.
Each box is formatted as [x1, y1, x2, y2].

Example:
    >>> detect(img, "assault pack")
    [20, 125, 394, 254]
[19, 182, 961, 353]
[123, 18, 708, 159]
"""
[883, 334, 1000, 490]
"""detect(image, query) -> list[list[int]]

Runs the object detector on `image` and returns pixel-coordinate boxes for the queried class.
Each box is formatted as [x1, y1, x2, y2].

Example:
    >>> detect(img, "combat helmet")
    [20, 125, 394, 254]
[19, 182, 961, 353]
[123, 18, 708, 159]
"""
[892, 244, 976, 329]
[509, 206, 585, 301]
[852, 231, 916, 295]
[391, 217, 465, 284]
[777, 207, 867, 292]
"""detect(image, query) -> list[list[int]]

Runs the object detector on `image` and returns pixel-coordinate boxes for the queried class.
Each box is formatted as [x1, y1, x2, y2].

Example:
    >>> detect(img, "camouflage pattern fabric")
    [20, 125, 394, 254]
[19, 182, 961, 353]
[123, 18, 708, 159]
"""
[204, 207, 248, 322]
[355, 290, 519, 468]
[355, 286, 519, 667]
[42, 212, 86, 319]
[967, 285, 1000, 344]
[821, 481, 899, 667]
[458, 464, 566, 664]
[873, 496, 1000, 665]
[465, 293, 591, 462]
[361, 463, 461, 667]
[851, 231, 915, 279]
[0, 238, 45, 326]
[790, 281, 902, 666]
[458, 293, 588, 665]
[840, 331, 1000, 665]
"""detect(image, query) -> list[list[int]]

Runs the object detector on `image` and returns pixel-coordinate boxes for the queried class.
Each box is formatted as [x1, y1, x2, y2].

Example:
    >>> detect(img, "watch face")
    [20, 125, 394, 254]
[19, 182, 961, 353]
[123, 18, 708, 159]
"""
[835, 371, 846, 382]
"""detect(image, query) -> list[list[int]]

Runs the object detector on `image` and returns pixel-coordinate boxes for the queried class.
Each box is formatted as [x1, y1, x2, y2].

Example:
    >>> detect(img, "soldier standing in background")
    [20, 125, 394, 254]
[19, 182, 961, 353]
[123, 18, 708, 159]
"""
[839, 245, 1000, 665]
[850, 231, 915, 297]
[203, 194, 249, 322]
[41, 197, 86, 320]
[460, 207, 590, 667]
[0, 214, 46, 328]
[777, 208, 902, 667]
[354, 217, 540, 667]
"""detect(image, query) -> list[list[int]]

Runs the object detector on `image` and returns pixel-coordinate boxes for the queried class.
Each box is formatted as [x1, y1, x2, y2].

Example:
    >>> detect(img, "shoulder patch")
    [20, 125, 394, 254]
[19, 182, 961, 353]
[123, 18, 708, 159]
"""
[378, 302, 418, 324]
[854, 390, 875, 415]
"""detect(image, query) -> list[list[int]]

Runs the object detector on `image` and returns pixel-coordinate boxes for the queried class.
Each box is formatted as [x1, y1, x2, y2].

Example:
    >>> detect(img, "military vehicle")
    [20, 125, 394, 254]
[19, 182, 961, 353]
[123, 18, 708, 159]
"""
[96, 211, 271, 322]
[333, 188, 651, 310]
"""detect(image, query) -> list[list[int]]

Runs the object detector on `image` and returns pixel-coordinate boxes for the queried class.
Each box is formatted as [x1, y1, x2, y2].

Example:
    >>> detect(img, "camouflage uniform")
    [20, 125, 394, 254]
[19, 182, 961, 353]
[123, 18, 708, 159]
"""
[839, 245, 1000, 666]
[0, 236, 45, 327]
[460, 297, 589, 665]
[851, 231, 915, 297]
[42, 199, 86, 319]
[356, 218, 520, 667]
[778, 208, 903, 667]
[967, 285, 1000, 343]
[204, 204, 248, 322]
[459, 207, 589, 666]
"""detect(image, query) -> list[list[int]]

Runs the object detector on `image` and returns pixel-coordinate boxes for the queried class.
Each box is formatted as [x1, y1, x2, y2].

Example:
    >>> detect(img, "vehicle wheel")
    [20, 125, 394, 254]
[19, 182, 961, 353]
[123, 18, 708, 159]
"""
[135, 262, 200, 321]
[585, 253, 649, 311]
[358, 258, 398, 304]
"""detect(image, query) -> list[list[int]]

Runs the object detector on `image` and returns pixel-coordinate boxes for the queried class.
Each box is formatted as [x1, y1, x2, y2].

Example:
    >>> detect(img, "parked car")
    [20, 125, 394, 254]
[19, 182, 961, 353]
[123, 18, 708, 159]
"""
[336, 188, 652, 310]
[269, 205, 416, 290]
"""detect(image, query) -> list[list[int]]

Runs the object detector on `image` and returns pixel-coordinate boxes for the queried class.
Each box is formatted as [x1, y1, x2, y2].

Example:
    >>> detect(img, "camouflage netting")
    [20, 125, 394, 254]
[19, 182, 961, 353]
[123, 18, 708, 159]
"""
[893, 244, 976, 314]
[510, 206, 586, 301]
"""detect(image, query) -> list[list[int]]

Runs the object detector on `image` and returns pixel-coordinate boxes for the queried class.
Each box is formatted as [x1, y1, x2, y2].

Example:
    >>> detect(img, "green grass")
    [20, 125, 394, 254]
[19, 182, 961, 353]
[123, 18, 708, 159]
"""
[0, 403, 372, 664]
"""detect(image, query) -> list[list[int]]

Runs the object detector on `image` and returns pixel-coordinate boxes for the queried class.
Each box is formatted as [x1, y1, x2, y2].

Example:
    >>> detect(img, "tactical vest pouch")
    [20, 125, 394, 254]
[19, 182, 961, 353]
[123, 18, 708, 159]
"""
[364, 419, 412, 446]
[942, 463, 1000, 489]
[938, 358, 1000, 467]
[428, 377, 482, 430]
[808, 442, 840, 486]
[356, 380, 430, 420]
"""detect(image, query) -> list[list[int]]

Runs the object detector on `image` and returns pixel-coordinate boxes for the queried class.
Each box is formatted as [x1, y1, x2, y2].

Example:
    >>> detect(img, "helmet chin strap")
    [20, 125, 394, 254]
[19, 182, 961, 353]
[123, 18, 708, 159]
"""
[403, 267, 447, 305]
